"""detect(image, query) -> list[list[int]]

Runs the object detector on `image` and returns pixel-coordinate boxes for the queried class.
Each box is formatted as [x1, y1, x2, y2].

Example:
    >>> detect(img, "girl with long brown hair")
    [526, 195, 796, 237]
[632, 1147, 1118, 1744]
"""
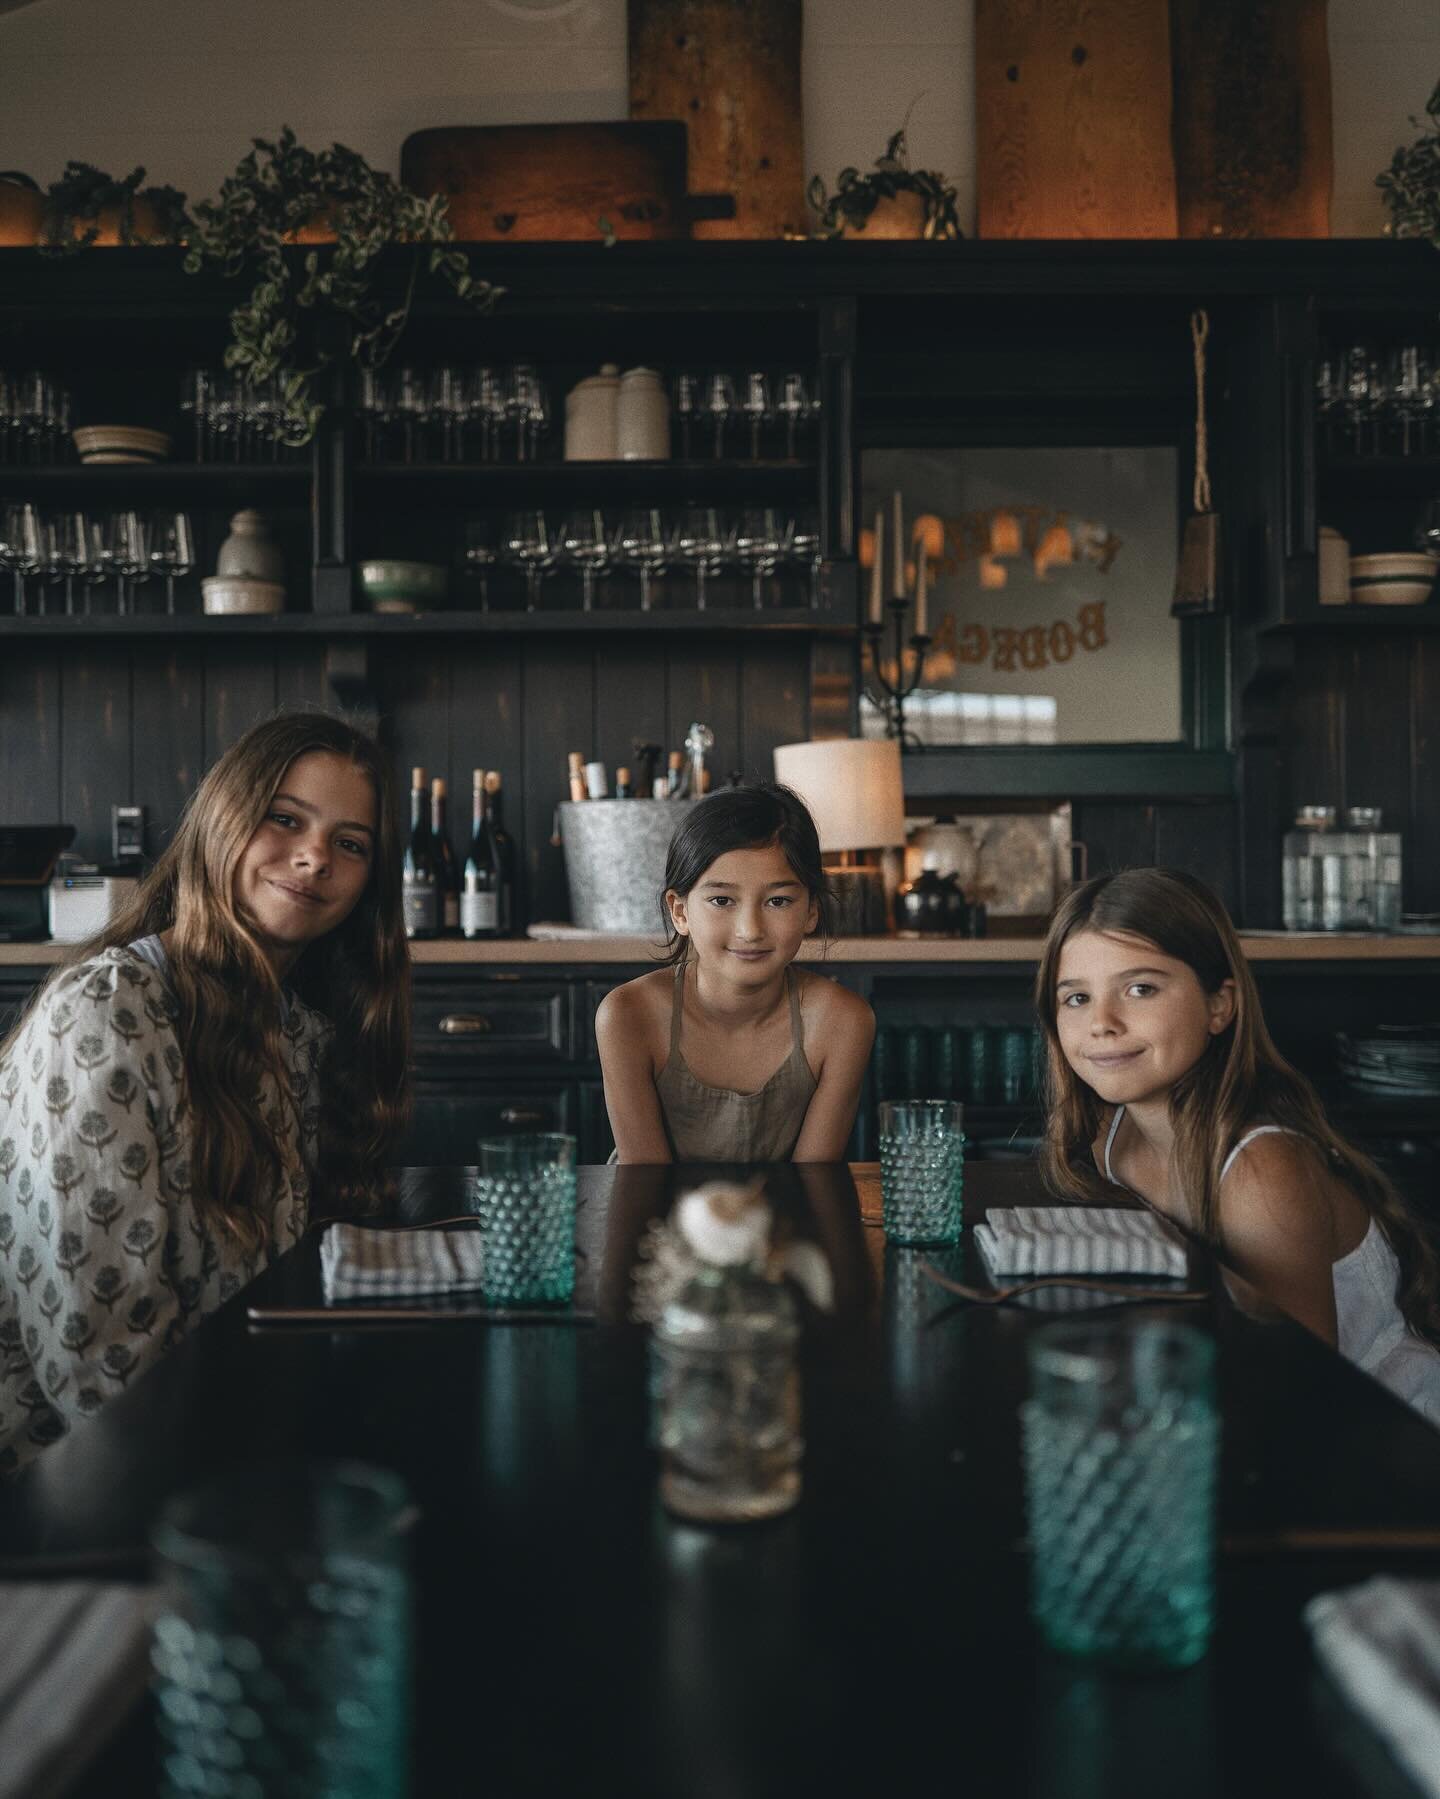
[1036, 867, 1440, 1424]
[0, 711, 410, 1471]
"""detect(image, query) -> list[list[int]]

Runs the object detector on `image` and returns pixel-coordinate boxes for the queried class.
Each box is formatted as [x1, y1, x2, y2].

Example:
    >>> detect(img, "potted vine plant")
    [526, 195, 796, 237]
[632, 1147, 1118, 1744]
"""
[807, 127, 962, 241]
[183, 128, 499, 445]
[41, 162, 190, 251]
[1377, 80, 1440, 247]
[0, 172, 44, 247]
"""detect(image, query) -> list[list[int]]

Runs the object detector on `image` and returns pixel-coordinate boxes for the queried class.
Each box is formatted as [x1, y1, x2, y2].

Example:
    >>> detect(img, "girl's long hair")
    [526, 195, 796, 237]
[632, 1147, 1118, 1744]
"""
[658, 783, 834, 966]
[19, 711, 410, 1253]
[1035, 867, 1440, 1348]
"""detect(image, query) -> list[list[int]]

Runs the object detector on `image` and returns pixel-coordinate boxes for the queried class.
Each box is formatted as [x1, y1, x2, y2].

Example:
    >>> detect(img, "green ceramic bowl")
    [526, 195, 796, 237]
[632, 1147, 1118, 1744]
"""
[359, 560, 448, 610]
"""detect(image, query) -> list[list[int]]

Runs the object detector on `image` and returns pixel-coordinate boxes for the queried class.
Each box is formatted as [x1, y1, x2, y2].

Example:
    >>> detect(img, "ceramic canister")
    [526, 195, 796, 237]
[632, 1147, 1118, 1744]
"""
[616, 366, 670, 461]
[216, 510, 285, 583]
[1318, 526, 1351, 606]
[564, 364, 620, 461]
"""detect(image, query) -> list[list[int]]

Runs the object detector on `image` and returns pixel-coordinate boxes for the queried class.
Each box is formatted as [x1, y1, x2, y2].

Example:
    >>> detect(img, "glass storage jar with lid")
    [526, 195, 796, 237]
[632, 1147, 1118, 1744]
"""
[1282, 805, 1335, 931]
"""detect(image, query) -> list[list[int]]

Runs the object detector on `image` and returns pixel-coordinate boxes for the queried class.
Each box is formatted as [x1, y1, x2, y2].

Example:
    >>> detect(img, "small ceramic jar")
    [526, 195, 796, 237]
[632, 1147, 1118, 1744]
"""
[616, 367, 670, 461]
[216, 510, 284, 583]
[564, 365, 620, 461]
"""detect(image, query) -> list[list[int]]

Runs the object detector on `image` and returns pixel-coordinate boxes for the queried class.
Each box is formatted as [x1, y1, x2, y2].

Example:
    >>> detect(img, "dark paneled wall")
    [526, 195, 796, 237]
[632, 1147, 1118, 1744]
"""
[1285, 633, 1440, 916]
[1069, 800, 1239, 914]
[1, 637, 813, 927]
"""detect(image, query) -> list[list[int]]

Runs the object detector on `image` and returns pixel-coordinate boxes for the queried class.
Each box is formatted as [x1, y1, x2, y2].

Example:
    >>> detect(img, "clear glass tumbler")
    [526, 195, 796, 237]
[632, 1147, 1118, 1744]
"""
[878, 1099, 965, 1245]
[472, 1132, 578, 1305]
[1022, 1322, 1219, 1671]
[654, 1264, 802, 1523]
[150, 1461, 412, 1799]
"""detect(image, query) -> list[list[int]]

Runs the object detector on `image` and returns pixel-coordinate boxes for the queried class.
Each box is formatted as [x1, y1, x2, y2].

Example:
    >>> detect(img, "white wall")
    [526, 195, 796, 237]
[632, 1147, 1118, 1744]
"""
[2, 0, 1431, 236]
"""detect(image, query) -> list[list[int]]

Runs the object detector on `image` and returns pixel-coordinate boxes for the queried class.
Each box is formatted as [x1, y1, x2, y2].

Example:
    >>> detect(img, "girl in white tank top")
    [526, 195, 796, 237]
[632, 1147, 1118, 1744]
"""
[1034, 868, 1440, 1429]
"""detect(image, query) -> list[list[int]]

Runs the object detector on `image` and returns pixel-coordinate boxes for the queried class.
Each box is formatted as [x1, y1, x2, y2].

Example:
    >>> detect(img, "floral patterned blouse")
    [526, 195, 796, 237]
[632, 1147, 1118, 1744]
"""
[0, 946, 331, 1473]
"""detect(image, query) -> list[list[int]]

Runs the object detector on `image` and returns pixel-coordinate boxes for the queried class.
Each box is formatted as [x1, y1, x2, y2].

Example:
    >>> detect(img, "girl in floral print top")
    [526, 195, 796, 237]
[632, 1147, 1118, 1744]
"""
[0, 712, 410, 1472]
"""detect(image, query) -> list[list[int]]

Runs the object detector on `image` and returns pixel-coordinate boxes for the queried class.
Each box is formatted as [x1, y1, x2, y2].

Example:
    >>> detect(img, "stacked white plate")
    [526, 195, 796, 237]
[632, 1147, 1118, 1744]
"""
[72, 425, 172, 465]
[1349, 552, 1438, 607]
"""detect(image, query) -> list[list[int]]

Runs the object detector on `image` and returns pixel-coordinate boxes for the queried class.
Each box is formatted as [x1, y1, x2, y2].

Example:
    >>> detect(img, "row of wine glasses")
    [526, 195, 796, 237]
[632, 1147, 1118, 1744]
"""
[0, 373, 73, 466]
[461, 506, 819, 612]
[0, 502, 194, 615]
[671, 370, 819, 460]
[360, 364, 549, 464]
[179, 369, 307, 463]
[1316, 343, 1440, 456]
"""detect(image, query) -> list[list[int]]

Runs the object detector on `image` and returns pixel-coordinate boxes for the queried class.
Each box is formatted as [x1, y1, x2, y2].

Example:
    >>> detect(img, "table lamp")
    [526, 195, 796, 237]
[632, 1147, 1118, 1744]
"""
[773, 739, 906, 935]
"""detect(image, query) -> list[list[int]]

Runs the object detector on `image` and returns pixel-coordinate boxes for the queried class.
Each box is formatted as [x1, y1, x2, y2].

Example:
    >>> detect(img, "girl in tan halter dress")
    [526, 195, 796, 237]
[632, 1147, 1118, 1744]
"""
[596, 785, 875, 1164]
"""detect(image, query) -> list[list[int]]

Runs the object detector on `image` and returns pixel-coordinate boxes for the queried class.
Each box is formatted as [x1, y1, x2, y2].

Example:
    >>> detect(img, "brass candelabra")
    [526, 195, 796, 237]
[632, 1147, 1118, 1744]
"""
[863, 597, 931, 751]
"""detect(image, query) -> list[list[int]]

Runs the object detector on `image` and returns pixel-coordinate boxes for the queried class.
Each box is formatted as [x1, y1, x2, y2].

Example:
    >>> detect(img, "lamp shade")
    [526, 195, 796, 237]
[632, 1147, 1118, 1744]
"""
[773, 739, 906, 852]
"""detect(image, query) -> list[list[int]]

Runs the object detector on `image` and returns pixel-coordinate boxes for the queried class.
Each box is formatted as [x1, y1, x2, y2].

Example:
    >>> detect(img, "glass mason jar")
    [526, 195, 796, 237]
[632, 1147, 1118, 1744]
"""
[654, 1265, 802, 1524]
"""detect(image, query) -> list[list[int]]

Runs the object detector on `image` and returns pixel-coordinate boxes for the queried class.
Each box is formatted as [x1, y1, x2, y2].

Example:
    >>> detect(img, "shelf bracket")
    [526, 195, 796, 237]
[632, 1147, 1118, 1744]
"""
[323, 642, 376, 729]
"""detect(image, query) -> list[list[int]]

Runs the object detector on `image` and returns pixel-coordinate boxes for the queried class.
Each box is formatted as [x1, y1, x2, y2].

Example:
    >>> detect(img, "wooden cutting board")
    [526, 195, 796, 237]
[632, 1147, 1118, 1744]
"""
[976, 0, 1179, 238]
[401, 123, 708, 242]
[1169, 0, 1332, 238]
[629, 0, 805, 240]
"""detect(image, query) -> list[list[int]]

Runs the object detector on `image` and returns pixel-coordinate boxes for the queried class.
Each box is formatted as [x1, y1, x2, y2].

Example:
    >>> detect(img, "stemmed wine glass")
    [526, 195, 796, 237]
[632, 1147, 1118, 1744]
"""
[392, 367, 429, 463]
[504, 509, 558, 609]
[149, 510, 195, 614]
[430, 366, 467, 462]
[507, 366, 549, 463]
[1387, 345, 1436, 456]
[44, 510, 89, 616]
[1, 502, 42, 614]
[776, 373, 814, 460]
[704, 373, 736, 460]
[1341, 345, 1382, 456]
[103, 510, 148, 615]
[734, 507, 792, 609]
[560, 508, 615, 611]
[464, 514, 499, 610]
[788, 506, 821, 607]
[466, 367, 506, 462]
[672, 506, 731, 611]
[672, 372, 701, 460]
[614, 507, 670, 612]
[741, 372, 771, 459]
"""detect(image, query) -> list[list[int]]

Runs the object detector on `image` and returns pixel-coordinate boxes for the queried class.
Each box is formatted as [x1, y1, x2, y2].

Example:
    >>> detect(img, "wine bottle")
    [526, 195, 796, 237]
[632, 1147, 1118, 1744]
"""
[614, 766, 633, 800]
[401, 765, 439, 940]
[461, 768, 500, 939]
[567, 750, 587, 804]
[430, 777, 460, 934]
[484, 769, 517, 936]
[666, 750, 685, 797]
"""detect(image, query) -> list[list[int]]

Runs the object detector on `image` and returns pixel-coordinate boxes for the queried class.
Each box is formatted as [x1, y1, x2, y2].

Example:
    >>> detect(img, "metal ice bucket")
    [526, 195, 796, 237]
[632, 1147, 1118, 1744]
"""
[558, 799, 696, 933]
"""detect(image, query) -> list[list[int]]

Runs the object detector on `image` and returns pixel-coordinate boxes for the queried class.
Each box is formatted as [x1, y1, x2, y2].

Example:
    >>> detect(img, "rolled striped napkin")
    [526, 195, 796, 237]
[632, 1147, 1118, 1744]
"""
[973, 1206, 1188, 1279]
[1306, 1578, 1440, 1799]
[321, 1222, 485, 1302]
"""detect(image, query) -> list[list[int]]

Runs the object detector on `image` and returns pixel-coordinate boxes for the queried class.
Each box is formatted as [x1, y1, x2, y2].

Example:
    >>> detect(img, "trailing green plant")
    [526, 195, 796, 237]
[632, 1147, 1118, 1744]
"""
[1377, 80, 1440, 248]
[40, 161, 190, 253]
[183, 128, 500, 445]
[807, 127, 962, 241]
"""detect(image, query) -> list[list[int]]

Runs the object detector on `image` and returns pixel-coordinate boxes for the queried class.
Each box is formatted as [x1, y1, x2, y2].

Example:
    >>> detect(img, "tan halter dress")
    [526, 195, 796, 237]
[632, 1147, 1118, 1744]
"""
[654, 965, 817, 1162]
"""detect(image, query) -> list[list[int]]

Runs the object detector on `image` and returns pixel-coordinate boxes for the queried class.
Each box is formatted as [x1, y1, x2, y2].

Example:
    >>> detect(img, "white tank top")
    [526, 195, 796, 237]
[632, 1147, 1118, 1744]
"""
[1102, 1106, 1440, 1426]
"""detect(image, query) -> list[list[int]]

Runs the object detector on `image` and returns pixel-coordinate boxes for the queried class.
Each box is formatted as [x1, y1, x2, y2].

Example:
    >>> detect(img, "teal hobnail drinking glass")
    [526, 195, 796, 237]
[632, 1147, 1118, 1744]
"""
[473, 1132, 578, 1305]
[151, 1462, 412, 1799]
[1023, 1322, 1219, 1672]
[878, 1100, 965, 1246]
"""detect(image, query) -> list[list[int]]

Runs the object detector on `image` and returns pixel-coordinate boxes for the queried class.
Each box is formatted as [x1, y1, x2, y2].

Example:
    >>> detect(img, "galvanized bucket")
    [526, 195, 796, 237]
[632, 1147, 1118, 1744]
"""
[559, 799, 696, 933]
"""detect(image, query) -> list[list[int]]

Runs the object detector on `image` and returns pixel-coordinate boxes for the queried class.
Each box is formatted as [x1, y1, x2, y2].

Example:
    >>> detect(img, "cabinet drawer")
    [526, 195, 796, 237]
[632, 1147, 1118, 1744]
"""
[412, 978, 571, 1065]
[399, 1082, 577, 1164]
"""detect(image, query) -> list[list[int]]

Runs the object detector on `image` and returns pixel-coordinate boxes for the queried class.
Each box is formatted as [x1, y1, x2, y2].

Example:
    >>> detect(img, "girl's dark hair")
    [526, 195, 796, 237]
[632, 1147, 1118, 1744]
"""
[658, 782, 833, 964]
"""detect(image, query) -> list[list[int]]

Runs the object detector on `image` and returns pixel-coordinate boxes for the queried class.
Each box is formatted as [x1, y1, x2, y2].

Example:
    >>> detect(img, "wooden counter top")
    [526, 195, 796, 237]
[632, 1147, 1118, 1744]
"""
[4, 933, 1440, 968]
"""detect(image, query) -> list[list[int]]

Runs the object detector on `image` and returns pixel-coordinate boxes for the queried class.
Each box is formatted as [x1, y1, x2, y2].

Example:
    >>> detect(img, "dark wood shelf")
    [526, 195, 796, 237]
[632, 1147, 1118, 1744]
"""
[1316, 453, 1440, 476]
[0, 605, 855, 639]
[1264, 606, 1440, 635]
[0, 461, 310, 494]
[354, 458, 819, 497]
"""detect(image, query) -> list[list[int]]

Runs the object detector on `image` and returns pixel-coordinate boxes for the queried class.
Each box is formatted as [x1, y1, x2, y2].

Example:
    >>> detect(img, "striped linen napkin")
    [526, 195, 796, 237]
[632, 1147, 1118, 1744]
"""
[1307, 1578, 1440, 1799]
[0, 1582, 156, 1799]
[974, 1206, 1188, 1278]
[321, 1222, 485, 1302]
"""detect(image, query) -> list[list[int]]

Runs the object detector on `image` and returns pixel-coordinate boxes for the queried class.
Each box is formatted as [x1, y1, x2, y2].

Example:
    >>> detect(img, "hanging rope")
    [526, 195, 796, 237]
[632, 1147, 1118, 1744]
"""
[1190, 308, 1212, 514]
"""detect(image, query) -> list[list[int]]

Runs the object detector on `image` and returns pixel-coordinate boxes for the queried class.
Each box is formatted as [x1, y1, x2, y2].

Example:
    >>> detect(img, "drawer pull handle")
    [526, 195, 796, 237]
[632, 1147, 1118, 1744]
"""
[439, 1014, 492, 1035]
[500, 1107, 547, 1127]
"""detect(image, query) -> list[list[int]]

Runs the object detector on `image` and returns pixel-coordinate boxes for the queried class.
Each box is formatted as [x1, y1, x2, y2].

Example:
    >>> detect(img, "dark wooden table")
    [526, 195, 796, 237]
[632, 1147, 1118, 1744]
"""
[5, 1162, 1439, 1799]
